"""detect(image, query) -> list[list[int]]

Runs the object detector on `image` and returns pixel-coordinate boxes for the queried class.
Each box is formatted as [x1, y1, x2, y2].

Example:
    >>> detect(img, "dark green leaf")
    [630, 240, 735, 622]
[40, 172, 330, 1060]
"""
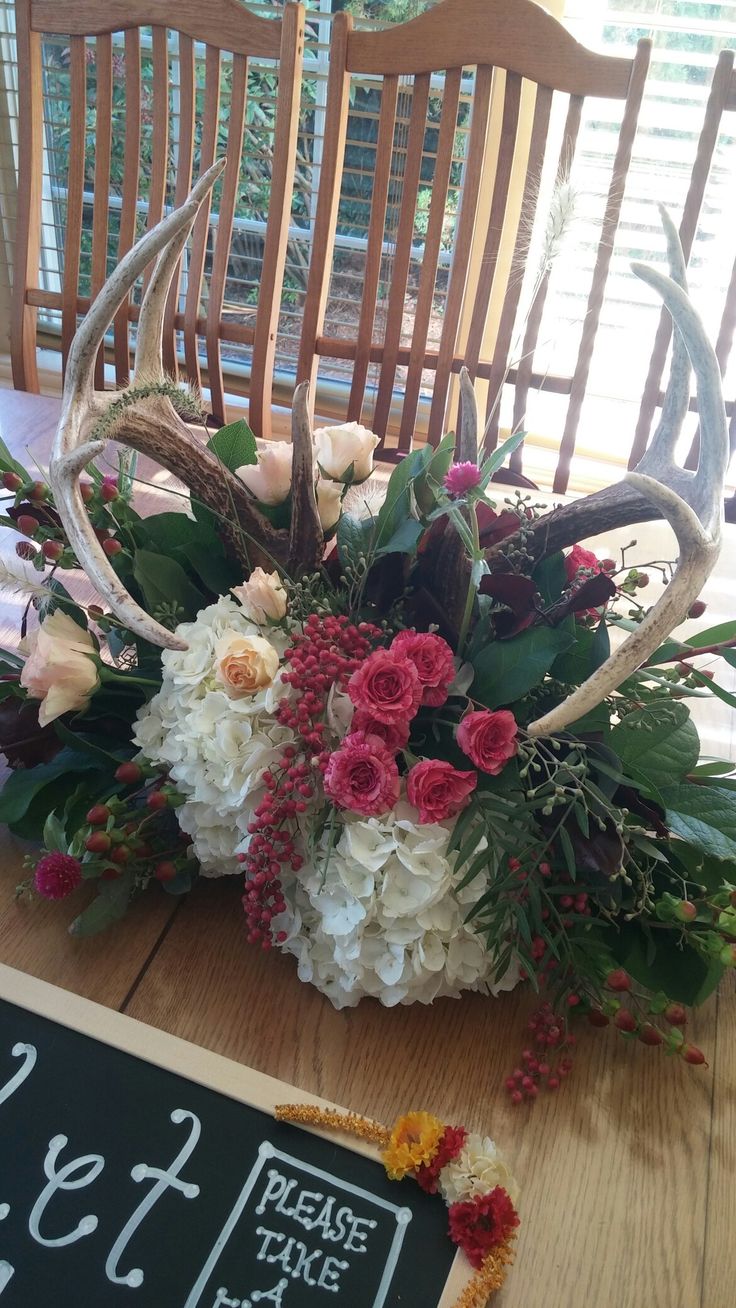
[69, 871, 134, 937]
[414, 433, 455, 515]
[471, 625, 574, 709]
[661, 783, 736, 861]
[206, 419, 258, 473]
[532, 552, 567, 607]
[610, 704, 700, 793]
[479, 429, 528, 484]
[558, 825, 576, 877]
[608, 920, 724, 1006]
[374, 446, 432, 550]
[132, 549, 205, 621]
[688, 669, 736, 709]
[42, 811, 68, 854]
[0, 435, 29, 481]
[375, 518, 424, 557]
[0, 749, 100, 825]
[337, 513, 376, 571]
[647, 620, 736, 665]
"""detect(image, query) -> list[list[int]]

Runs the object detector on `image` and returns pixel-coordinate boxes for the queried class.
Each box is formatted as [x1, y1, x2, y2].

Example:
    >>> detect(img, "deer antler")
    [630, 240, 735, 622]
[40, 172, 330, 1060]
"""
[527, 208, 728, 736]
[49, 165, 323, 651]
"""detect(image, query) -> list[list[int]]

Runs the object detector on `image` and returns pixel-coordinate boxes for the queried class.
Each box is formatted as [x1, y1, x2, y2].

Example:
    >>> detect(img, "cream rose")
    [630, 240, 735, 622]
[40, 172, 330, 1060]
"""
[316, 478, 343, 530]
[214, 632, 279, 697]
[236, 442, 292, 506]
[20, 610, 100, 727]
[231, 568, 287, 624]
[313, 421, 380, 483]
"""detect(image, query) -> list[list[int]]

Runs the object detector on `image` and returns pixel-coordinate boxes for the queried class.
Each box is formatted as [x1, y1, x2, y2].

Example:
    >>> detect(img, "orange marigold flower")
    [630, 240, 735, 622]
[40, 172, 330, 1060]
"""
[382, 1111, 445, 1181]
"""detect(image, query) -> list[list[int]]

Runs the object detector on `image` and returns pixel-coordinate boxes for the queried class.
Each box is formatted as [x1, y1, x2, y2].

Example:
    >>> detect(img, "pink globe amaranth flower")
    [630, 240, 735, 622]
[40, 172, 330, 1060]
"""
[564, 543, 601, 582]
[324, 731, 400, 818]
[457, 709, 518, 775]
[347, 648, 423, 724]
[444, 462, 482, 498]
[390, 630, 456, 708]
[34, 852, 83, 901]
[352, 710, 409, 753]
[407, 758, 477, 824]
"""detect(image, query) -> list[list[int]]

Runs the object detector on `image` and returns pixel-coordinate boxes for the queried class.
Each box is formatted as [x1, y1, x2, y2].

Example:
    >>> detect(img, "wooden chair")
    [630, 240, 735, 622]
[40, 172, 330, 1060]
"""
[10, 0, 305, 437]
[296, 0, 651, 491]
[631, 50, 736, 476]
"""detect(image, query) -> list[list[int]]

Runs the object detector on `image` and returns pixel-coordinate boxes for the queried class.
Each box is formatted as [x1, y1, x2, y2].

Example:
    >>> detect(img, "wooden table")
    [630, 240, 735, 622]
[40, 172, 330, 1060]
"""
[0, 390, 734, 1308]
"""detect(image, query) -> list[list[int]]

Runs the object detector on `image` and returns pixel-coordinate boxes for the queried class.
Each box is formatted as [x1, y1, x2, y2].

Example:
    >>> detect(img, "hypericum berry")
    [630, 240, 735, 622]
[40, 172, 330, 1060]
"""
[29, 480, 48, 503]
[2, 471, 22, 492]
[636, 574, 650, 589]
[86, 804, 111, 825]
[638, 1023, 663, 1047]
[681, 1043, 707, 1066]
[80, 481, 94, 503]
[146, 789, 169, 810]
[115, 761, 142, 785]
[674, 900, 698, 923]
[110, 844, 130, 864]
[664, 1002, 687, 1027]
[41, 539, 64, 561]
[85, 831, 111, 854]
[587, 1009, 609, 1028]
[606, 968, 631, 992]
[100, 866, 122, 881]
[613, 1009, 637, 1033]
[16, 514, 39, 538]
[100, 477, 119, 502]
[601, 558, 616, 572]
[34, 852, 82, 901]
[688, 600, 706, 619]
[102, 537, 123, 557]
[154, 861, 177, 882]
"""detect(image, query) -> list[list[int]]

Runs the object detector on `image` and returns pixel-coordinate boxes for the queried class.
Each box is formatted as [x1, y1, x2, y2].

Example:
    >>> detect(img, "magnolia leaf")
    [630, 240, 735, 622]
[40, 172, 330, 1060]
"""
[471, 625, 574, 709]
[132, 549, 205, 621]
[661, 783, 736, 861]
[610, 704, 700, 792]
[207, 419, 258, 472]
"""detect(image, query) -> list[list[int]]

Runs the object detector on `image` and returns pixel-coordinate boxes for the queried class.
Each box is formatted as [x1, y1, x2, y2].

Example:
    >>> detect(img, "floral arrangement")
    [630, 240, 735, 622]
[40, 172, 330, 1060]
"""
[2, 385, 735, 1100]
[274, 1101, 519, 1306]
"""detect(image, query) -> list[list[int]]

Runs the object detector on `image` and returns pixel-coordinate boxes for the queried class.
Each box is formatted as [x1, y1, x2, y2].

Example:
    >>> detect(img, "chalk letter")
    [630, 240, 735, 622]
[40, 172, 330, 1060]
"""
[251, 1281, 288, 1306]
[254, 1171, 288, 1216]
[105, 1108, 201, 1289]
[0, 1044, 36, 1109]
[0, 1262, 14, 1294]
[29, 1135, 104, 1247]
[317, 1255, 349, 1292]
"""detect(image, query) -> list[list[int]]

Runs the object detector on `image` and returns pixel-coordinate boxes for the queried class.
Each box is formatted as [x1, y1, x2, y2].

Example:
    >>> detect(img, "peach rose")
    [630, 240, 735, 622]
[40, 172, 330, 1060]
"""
[236, 442, 292, 506]
[20, 610, 100, 727]
[231, 568, 287, 624]
[214, 632, 279, 698]
[313, 421, 379, 483]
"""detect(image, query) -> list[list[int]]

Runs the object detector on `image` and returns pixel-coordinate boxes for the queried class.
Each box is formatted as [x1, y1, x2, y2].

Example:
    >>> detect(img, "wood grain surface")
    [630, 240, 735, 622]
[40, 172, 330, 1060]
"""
[0, 389, 734, 1307]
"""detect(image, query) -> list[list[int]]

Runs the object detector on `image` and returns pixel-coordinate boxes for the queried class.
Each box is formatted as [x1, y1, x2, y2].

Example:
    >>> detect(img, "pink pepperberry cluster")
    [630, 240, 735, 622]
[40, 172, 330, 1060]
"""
[505, 1003, 576, 1104]
[240, 614, 382, 947]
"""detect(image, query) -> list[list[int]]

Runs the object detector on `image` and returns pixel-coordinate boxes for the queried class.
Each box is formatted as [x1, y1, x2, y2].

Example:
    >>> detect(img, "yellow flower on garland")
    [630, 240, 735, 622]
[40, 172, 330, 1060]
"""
[382, 1111, 445, 1180]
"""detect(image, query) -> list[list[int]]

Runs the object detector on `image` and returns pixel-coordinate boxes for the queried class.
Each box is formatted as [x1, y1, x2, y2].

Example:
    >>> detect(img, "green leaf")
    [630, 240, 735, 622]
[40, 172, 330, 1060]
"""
[69, 872, 134, 938]
[179, 540, 242, 596]
[688, 668, 736, 709]
[478, 429, 528, 486]
[132, 549, 205, 621]
[661, 783, 736, 861]
[206, 419, 258, 473]
[689, 760, 736, 779]
[414, 432, 455, 515]
[52, 722, 128, 765]
[608, 920, 723, 1006]
[42, 811, 68, 854]
[134, 511, 214, 554]
[337, 513, 376, 571]
[532, 551, 567, 607]
[160, 866, 197, 895]
[375, 518, 424, 557]
[471, 625, 574, 709]
[374, 446, 432, 550]
[558, 825, 576, 877]
[648, 620, 736, 665]
[0, 434, 29, 481]
[610, 704, 700, 794]
[0, 750, 100, 826]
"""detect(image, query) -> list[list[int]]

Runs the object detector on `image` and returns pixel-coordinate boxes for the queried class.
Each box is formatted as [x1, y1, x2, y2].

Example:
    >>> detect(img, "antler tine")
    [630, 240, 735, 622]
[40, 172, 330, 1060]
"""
[288, 381, 324, 574]
[639, 204, 691, 475]
[527, 257, 727, 738]
[135, 159, 226, 379]
[458, 367, 479, 464]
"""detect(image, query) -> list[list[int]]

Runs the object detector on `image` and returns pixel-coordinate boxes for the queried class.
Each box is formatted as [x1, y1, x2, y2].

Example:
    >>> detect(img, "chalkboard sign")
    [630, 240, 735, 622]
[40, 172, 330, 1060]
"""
[0, 966, 471, 1307]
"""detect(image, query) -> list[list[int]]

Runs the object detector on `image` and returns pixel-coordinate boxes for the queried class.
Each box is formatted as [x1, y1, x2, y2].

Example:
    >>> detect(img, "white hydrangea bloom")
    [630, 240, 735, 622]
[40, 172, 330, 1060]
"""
[439, 1133, 519, 1206]
[134, 600, 521, 1009]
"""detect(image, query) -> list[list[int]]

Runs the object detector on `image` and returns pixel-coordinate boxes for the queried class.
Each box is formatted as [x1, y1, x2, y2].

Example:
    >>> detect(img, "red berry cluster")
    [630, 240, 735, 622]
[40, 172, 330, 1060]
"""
[241, 614, 382, 947]
[505, 1003, 576, 1104]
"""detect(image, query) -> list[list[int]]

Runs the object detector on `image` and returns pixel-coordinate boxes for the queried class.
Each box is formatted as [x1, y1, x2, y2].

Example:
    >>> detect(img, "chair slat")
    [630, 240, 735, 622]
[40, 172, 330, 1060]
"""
[248, 1, 305, 439]
[183, 44, 221, 390]
[206, 52, 248, 425]
[11, 5, 43, 392]
[162, 33, 196, 376]
[90, 35, 113, 390]
[427, 63, 494, 445]
[483, 83, 553, 456]
[372, 72, 431, 440]
[511, 94, 583, 445]
[554, 40, 651, 493]
[463, 72, 522, 380]
[113, 28, 142, 385]
[61, 37, 87, 374]
[296, 11, 353, 418]
[141, 26, 171, 301]
[346, 74, 400, 423]
[399, 66, 462, 451]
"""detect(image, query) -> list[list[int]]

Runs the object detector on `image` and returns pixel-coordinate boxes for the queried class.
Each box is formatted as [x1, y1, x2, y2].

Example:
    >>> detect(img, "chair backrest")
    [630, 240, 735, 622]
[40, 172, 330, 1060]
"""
[631, 50, 736, 475]
[11, 0, 305, 437]
[296, 0, 650, 491]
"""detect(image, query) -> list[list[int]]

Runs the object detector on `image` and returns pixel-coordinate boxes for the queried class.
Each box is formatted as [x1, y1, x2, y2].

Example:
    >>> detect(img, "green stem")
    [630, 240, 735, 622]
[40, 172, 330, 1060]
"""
[98, 666, 161, 690]
[457, 500, 481, 656]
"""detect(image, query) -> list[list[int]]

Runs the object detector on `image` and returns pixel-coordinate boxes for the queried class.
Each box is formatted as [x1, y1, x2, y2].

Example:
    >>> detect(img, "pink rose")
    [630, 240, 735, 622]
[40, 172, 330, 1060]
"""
[390, 630, 456, 708]
[324, 731, 400, 817]
[564, 544, 601, 582]
[457, 710, 518, 775]
[347, 648, 422, 724]
[352, 710, 409, 753]
[407, 759, 476, 824]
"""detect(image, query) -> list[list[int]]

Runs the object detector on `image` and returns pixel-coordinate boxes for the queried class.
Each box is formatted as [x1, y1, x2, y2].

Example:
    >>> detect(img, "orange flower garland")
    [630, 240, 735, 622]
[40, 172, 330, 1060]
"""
[275, 1103, 519, 1305]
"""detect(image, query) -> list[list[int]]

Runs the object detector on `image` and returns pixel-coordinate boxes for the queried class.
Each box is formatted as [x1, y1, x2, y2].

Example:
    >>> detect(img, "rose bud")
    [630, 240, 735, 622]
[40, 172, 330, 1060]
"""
[17, 514, 39, 538]
[41, 539, 64, 562]
[313, 421, 380, 484]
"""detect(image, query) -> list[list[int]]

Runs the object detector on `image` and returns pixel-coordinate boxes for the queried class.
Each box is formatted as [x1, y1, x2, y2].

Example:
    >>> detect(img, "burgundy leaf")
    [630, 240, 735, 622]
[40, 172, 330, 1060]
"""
[476, 504, 521, 549]
[479, 572, 538, 616]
